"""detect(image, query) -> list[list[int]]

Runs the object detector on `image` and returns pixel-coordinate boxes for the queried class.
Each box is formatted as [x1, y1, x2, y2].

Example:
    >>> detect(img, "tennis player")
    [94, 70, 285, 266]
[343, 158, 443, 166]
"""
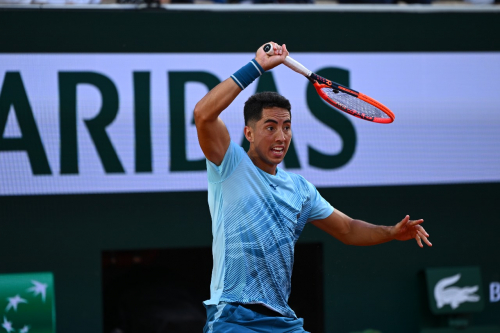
[194, 42, 432, 333]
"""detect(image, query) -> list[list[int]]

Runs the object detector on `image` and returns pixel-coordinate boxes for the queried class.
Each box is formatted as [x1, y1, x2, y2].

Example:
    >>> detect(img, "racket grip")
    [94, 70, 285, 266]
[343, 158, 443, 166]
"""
[263, 43, 311, 78]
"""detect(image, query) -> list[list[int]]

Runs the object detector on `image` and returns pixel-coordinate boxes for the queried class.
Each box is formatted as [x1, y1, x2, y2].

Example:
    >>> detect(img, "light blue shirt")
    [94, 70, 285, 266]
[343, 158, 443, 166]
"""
[204, 141, 334, 318]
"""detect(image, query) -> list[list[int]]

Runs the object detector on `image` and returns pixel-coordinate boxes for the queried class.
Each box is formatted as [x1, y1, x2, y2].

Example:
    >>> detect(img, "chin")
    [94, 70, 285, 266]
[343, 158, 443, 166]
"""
[269, 155, 286, 166]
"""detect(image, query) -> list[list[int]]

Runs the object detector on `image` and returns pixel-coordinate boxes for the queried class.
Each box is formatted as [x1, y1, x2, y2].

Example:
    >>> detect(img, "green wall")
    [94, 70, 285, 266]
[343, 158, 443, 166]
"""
[1, 184, 499, 332]
[1, 7, 499, 333]
[1, 8, 500, 53]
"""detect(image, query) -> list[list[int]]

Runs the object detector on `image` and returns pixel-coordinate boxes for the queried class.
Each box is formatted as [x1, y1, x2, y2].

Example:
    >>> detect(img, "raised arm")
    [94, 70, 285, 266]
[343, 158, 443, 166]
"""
[194, 42, 288, 165]
[312, 210, 432, 248]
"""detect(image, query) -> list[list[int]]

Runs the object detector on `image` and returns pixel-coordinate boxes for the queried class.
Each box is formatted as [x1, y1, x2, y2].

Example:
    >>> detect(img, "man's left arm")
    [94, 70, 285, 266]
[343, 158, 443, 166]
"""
[311, 209, 432, 248]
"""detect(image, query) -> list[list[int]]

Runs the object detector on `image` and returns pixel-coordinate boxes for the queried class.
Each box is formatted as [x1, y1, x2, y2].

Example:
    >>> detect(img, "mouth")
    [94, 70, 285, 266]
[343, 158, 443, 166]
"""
[270, 146, 285, 158]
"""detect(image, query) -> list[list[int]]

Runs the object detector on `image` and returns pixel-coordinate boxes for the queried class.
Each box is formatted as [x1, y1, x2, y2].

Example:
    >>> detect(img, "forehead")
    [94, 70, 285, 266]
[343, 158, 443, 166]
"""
[259, 107, 291, 122]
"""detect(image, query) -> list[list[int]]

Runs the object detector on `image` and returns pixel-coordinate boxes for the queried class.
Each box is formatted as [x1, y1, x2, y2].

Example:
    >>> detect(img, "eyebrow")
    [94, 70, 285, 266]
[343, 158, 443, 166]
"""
[263, 119, 291, 124]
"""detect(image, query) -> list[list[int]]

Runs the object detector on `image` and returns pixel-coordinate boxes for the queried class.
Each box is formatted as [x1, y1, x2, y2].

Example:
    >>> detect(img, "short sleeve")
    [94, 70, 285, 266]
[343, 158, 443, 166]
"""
[206, 141, 245, 183]
[305, 180, 334, 223]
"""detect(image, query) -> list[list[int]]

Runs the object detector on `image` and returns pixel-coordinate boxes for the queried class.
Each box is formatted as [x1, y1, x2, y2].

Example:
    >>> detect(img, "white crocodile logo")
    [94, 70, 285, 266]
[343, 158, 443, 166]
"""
[434, 273, 480, 309]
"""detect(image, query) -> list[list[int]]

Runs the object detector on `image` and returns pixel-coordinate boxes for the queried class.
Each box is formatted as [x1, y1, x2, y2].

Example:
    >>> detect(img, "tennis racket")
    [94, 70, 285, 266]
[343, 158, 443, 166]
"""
[264, 43, 395, 124]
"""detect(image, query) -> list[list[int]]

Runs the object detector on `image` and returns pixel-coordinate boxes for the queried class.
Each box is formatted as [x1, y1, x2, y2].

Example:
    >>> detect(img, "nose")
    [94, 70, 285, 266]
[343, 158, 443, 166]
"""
[275, 128, 286, 142]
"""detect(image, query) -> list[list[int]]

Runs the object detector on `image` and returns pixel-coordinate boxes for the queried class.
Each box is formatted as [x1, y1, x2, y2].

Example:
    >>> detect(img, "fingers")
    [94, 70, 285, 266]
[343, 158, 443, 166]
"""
[415, 234, 423, 248]
[398, 215, 410, 226]
[404, 216, 425, 231]
[257, 42, 287, 71]
[273, 43, 284, 56]
[409, 219, 424, 227]
[417, 234, 433, 247]
[261, 42, 283, 56]
[262, 42, 288, 58]
[417, 225, 429, 238]
[416, 227, 432, 247]
[418, 230, 433, 247]
[401, 215, 432, 247]
[282, 43, 289, 57]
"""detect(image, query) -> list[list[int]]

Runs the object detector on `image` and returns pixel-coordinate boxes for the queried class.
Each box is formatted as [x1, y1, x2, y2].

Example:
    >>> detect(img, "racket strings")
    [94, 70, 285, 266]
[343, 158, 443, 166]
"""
[321, 88, 390, 119]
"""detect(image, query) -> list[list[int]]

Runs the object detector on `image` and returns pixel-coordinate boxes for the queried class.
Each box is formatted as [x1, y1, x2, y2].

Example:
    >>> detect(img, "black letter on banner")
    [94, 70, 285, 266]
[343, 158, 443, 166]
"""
[59, 72, 124, 174]
[169, 71, 220, 172]
[0, 72, 51, 175]
[307, 68, 356, 169]
[245, 71, 301, 169]
[134, 72, 152, 173]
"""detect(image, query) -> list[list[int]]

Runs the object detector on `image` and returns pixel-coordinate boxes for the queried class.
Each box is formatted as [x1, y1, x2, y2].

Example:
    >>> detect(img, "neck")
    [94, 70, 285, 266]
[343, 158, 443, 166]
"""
[247, 149, 277, 175]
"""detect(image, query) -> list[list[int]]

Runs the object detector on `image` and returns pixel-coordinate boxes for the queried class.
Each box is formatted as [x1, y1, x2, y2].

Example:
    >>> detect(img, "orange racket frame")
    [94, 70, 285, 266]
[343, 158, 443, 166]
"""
[312, 78, 395, 124]
[263, 43, 395, 124]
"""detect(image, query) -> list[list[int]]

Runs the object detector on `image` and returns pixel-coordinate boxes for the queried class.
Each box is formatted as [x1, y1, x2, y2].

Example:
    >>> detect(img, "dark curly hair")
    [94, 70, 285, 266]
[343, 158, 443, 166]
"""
[244, 92, 291, 126]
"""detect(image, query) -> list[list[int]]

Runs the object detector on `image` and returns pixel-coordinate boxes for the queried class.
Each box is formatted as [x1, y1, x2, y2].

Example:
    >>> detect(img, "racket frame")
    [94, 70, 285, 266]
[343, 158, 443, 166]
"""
[263, 43, 395, 124]
[310, 73, 395, 124]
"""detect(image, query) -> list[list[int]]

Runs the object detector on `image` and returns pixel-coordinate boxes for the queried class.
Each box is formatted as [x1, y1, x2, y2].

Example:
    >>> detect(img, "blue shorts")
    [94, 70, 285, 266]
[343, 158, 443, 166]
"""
[203, 303, 309, 333]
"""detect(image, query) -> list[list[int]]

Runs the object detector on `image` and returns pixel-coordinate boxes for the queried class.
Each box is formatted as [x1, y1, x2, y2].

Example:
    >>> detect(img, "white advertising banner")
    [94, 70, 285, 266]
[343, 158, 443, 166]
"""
[1, 53, 499, 196]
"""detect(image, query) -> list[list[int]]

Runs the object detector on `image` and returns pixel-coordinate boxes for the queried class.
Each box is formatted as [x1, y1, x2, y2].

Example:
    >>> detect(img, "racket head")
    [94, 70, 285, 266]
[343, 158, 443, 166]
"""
[313, 81, 395, 124]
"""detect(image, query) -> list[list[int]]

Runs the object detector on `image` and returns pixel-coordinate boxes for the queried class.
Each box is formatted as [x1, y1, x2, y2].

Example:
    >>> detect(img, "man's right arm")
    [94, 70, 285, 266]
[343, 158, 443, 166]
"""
[194, 78, 241, 166]
[194, 42, 288, 166]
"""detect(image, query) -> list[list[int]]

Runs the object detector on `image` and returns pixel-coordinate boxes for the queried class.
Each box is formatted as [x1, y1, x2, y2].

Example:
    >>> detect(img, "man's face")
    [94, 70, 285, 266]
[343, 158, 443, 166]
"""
[245, 107, 292, 173]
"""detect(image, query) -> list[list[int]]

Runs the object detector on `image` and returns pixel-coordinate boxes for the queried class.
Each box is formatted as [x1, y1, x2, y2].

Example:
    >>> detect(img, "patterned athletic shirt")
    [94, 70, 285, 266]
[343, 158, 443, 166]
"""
[203, 141, 334, 318]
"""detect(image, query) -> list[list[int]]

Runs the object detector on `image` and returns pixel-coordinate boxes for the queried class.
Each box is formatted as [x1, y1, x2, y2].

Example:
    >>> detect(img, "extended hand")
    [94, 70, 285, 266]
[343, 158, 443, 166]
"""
[392, 215, 432, 248]
[255, 42, 289, 71]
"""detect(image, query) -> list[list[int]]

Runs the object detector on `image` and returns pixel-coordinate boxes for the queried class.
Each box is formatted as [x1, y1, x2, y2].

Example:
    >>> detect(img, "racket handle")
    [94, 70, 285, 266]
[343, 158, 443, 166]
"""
[263, 43, 311, 78]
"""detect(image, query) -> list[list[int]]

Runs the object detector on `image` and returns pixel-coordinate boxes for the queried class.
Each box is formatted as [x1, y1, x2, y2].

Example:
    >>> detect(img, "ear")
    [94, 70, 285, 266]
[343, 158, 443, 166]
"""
[244, 126, 254, 143]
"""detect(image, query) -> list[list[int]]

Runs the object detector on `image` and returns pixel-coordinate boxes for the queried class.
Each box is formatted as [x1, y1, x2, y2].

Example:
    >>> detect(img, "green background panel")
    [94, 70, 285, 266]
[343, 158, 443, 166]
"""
[0, 9, 499, 53]
[0, 272, 55, 333]
[1, 184, 500, 332]
[426, 267, 484, 315]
